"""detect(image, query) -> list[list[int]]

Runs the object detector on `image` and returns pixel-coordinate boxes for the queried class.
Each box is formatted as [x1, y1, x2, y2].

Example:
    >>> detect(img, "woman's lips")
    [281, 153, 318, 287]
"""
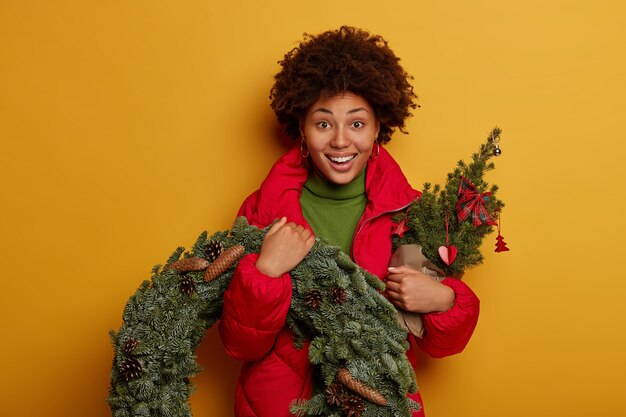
[326, 154, 357, 164]
[326, 154, 357, 172]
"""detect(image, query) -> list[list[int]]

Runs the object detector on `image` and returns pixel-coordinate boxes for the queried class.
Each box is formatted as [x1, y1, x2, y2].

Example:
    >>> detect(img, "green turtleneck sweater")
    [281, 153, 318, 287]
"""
[300, 169, 367, 255]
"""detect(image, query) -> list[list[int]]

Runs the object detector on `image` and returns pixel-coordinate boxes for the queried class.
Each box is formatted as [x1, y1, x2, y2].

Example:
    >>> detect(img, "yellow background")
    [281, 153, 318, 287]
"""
[1, 1, 625, 416]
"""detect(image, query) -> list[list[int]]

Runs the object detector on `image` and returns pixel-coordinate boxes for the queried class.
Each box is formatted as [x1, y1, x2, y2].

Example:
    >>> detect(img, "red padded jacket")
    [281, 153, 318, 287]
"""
[218, 146, 480, 417]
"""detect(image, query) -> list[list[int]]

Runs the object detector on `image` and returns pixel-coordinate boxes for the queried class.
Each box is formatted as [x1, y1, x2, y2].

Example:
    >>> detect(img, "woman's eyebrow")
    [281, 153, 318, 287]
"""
[312, 107, 333, 115]
[347, 107, 368, 114]
[312, 107, 369, 115]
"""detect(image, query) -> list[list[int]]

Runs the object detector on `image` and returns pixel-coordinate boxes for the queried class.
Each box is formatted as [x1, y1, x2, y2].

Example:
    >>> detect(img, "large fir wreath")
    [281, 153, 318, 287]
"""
[108, 129, 505, 417]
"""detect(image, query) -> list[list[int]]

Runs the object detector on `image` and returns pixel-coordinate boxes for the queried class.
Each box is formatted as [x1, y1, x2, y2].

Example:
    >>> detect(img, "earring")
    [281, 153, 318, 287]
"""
[300, 138, 309, 158]
[370, 139, 380, 159]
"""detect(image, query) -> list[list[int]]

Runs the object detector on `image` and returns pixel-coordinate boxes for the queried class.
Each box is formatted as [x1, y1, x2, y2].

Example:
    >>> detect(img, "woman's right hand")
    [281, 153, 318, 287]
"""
[255, 217, 316, 277]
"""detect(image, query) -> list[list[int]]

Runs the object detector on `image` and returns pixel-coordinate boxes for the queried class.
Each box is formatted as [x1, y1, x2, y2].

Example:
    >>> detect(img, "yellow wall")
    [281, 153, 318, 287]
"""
[1, 1, 625, 416]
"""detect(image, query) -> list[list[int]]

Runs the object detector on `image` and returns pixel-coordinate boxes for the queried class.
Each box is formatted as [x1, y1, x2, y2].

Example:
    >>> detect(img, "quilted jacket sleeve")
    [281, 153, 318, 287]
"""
[415, 277, 480, 358]
[218, 253, 292, 362]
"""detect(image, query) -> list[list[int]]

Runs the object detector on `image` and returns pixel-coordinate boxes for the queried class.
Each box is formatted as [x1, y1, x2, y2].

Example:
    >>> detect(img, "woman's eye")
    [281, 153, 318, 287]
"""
[352, 121, 363, 128]
[317, 121, 330, 129]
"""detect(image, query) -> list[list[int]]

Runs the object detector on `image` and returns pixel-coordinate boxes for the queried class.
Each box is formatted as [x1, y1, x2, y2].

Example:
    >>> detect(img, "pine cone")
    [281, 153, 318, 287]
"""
[122, 338, 139, 355]
[329, 287, 347, 304]
[325, 383, 348, 406]
[205, 240, 224, 262]
[167, 257, 209, 272]
[336, 368, 388, 406]
[180, 273, 196, 296]
[341, 394, 366, 417]
[304, 289, 323, 309]
[204, 245, 245, 282]
[121, 357, 142, 382]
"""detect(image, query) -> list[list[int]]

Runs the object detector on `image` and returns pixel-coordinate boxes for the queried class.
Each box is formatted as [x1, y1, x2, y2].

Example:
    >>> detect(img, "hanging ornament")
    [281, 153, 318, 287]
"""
[438, 212, 458, 265]
[457, 176, 497, 226]
[494, 211, 510, 253]
[391, 216, 409, 238]
[490, 128, 502, 156]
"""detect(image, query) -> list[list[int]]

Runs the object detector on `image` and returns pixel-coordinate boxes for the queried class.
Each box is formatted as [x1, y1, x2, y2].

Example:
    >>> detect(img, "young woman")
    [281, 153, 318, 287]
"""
[218, 26, 480, 417]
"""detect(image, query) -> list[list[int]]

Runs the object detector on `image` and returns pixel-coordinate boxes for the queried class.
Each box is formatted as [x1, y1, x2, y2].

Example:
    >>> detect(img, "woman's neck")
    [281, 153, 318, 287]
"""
[305, 167, 366, 200]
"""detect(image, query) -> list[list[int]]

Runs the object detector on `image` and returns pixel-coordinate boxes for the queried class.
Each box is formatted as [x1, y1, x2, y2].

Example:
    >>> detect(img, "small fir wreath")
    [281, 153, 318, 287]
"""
[108, 128, 506, 417]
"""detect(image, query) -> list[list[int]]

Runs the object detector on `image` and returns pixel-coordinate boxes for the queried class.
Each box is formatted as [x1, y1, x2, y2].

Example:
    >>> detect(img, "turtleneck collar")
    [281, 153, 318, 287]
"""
[304, 167, 366, 200]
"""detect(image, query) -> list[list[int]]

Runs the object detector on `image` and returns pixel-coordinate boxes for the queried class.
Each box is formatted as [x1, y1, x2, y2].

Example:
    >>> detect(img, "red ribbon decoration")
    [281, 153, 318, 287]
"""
[456, 176, 497, 226]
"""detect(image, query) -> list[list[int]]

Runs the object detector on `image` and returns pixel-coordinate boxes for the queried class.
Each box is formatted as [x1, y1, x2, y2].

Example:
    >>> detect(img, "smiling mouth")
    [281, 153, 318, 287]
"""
[327, 154, 357, 164]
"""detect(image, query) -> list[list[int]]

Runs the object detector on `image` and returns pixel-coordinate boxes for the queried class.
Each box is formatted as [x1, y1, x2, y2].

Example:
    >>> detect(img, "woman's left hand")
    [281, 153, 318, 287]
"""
[385, 265, 455, 313]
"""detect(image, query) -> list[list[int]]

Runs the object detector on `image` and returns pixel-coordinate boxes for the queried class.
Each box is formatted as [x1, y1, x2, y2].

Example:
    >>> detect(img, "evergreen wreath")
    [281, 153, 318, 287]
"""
[108, 128, 505, 417]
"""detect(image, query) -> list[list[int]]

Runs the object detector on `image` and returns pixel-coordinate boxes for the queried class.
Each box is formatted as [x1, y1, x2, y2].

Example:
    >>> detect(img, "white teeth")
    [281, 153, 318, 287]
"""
[328, 155, 356, 163]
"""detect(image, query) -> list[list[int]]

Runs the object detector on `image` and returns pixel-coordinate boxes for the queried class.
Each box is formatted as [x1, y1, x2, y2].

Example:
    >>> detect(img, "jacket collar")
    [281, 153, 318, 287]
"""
[254, 145, 420, 226]
[364, 147, 421, 217]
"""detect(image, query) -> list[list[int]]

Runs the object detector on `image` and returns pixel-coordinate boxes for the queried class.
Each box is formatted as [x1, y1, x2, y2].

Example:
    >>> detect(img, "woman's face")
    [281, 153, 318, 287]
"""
[301, 92, 380, 185]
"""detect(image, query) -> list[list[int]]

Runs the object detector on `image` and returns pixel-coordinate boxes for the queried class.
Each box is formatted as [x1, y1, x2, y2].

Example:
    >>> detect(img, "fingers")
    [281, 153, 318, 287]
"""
[304, 231, 316, 249]
[385, 288, 404, 309]
[266, 217, 315, 245]
[385, 277, 399, 289]
[290, 223, 316, 252]
[387, 265, 419, 274]
[385, 267, 411, 284]
[387, 266, 432, 285]
[385, 269, 419, 302]
[265, 217, 287, 237]
[266, 219, 308, 238]
[289, 224, 313, 240]
[257, 219, 316, 277]
[298, 226, 315, 246]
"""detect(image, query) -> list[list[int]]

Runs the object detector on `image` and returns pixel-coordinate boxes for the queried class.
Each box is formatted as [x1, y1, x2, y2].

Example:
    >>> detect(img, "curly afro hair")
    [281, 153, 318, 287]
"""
[270, 26, 418, 144]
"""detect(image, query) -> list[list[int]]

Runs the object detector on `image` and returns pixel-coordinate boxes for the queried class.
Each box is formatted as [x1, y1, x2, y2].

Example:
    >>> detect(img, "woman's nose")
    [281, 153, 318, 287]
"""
[330, 127, 349, 148]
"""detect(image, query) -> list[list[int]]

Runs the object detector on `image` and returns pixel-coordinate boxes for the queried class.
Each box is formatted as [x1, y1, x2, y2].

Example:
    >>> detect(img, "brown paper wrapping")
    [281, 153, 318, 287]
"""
[389, 245, 445, 339]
